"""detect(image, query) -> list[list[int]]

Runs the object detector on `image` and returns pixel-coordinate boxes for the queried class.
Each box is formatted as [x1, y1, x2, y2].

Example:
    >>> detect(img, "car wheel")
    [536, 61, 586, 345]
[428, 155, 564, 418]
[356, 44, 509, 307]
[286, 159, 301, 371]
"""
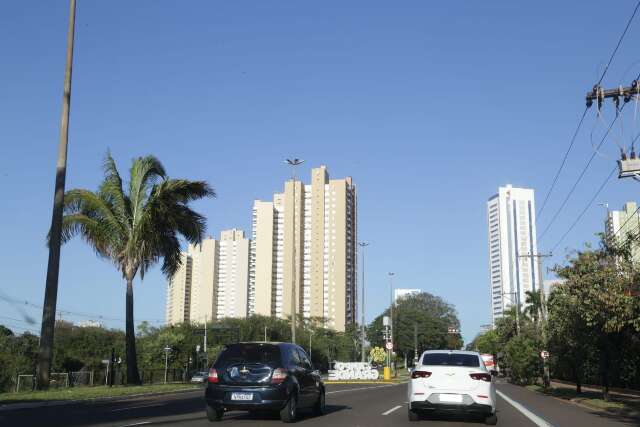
[205, 404, 224, 422]
[314, 389, 326, 416]
[408, 407, 420, 422]
[280, 392, 298, 423]
[485, 414, 498, 425]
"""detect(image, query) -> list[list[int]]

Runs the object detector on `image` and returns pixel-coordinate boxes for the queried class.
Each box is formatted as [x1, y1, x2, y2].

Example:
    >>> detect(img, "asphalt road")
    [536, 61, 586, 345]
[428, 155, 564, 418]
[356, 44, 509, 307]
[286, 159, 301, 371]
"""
[0, 381, 636, 427]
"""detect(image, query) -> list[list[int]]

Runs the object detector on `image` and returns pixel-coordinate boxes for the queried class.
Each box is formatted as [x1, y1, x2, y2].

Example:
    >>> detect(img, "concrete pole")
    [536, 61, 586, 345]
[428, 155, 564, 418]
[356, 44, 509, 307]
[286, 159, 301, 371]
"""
[37, 0, 76, 390]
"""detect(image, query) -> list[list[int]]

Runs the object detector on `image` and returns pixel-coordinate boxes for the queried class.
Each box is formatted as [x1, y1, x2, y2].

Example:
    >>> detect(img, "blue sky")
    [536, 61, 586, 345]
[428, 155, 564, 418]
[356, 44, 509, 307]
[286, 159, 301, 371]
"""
[2, 1, 640, 343]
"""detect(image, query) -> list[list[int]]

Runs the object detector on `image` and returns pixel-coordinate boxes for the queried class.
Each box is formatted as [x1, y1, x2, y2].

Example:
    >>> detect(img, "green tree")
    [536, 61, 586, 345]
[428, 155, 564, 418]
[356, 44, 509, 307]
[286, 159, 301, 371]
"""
[503, 335, 540, 385]
[57, 153, 214, 384]
[368, 292, 463, 360]
[553, 241, 640, 400]
[523, 290, 542, 324]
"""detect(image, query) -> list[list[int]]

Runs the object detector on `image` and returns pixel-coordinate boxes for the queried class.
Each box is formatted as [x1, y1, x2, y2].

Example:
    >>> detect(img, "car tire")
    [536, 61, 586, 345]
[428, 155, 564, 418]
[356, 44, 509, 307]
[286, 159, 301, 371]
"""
[485, 414, 498, 425]
[408, 407, 420, 422]
[205, 404, 224, 422]
[313, 389, 326, 416]
[280, 392, 298, 423]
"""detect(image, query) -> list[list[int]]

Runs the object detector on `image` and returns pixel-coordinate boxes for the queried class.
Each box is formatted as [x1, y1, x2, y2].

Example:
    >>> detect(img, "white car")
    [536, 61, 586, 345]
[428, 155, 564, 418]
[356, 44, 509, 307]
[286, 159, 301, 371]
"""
[408, 350, 497, 425]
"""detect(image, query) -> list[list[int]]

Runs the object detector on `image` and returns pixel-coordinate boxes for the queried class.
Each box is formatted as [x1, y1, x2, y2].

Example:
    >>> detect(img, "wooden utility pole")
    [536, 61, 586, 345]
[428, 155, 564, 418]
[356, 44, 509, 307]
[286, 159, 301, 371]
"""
[37, 0, 76, 390]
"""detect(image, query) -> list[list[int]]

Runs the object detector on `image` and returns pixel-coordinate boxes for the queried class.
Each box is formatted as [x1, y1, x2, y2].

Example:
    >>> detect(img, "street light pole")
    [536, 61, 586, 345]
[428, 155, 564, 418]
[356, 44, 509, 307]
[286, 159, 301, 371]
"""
[359, 242, 369, 362]
[388, 272, 395, 373]
[163, 346, 172, 384]
[37, 0, 77, 390]
[285, 158, 304, 344]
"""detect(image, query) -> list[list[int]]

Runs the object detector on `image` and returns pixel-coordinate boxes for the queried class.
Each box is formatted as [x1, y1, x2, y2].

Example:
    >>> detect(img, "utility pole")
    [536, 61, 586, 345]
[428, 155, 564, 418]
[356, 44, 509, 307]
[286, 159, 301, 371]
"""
[286, 158, 304, 344]
[204, 315, 208, 366]
[359, 242, 369, 362]
[519, 252, 552, 389]
[413, 324, 418, 364]
[586, 80, 640, 180]
[37, 0, 77, 390]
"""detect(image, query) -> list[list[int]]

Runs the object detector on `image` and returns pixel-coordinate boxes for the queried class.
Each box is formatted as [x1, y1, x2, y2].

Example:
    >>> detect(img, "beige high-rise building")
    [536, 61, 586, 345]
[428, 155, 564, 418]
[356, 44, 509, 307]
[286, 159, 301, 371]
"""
[165, 252, 192, 325]
[248, 165, 357, 331]
[165, 229, 250, 325]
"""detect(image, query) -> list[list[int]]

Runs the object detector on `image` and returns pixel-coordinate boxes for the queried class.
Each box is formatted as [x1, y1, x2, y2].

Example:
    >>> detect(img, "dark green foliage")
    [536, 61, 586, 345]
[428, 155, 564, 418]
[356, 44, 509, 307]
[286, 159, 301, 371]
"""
[367, 292, 463, 361]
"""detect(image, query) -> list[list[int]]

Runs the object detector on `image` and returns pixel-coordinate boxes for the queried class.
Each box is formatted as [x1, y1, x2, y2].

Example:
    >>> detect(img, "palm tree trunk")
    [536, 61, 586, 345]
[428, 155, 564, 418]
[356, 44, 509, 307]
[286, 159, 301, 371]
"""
[125, 279, 141, 384]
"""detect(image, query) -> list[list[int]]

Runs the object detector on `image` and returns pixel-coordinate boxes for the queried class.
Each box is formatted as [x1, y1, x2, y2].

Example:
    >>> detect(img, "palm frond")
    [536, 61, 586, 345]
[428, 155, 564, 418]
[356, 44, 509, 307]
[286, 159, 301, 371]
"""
[100, 151, 131, 223]
[63, 189, 126, 240]
[60, 213, 116, 260]
[128, 156, 166, 225]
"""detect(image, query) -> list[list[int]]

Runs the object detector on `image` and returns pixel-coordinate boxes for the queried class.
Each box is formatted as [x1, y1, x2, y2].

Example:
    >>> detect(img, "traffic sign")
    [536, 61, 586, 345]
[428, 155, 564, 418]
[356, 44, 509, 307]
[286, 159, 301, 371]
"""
[540, 350, 549, 359]
[385, 342, 393, 351]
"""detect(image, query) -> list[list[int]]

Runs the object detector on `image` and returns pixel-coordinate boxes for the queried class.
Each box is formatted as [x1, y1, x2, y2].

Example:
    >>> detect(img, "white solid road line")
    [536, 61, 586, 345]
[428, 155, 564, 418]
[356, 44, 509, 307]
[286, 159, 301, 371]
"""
[326, 383, 400, 395]
[382, 405, 403, 415]
[496, 390, 554, 427]
[111, 403, 163, 412]
[119, 422, 151, 427]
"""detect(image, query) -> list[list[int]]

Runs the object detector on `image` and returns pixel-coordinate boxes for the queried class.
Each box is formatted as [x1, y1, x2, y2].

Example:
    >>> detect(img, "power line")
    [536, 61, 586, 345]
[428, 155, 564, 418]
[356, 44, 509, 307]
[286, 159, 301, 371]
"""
[538, 1, 640, 222]
[537, 108, 589, 219]
[550, 166, 617, 253]
[0, 293, 164, 324]
[539, 110, 621, 241]
[595, 0, 640, 86]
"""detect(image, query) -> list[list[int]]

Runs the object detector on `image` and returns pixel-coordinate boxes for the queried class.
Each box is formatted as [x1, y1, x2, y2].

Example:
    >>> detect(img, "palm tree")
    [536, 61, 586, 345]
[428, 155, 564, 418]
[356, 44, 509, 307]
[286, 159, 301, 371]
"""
[523, 290, 542, 324]
[57, 153, 214, 384]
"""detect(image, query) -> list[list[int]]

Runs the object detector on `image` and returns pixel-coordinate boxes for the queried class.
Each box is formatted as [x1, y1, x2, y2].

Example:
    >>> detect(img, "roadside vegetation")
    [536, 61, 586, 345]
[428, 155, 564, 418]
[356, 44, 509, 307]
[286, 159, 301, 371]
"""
[468, 236, 640, 402]
[0, 383, 201, 403]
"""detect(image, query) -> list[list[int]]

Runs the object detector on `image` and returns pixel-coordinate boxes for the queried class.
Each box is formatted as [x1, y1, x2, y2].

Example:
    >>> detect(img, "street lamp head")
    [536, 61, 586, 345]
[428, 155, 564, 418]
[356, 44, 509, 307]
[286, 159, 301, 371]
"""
[388, 272, 395, 277]
[285, 158, 305, 166]
[359, 242, 370, 247]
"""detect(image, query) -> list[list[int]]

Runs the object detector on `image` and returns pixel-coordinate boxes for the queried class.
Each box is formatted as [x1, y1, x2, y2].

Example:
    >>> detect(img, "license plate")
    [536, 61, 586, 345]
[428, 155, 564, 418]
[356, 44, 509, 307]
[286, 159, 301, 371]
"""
[440, 394, 463, 403]
[231, 392, 253, 401]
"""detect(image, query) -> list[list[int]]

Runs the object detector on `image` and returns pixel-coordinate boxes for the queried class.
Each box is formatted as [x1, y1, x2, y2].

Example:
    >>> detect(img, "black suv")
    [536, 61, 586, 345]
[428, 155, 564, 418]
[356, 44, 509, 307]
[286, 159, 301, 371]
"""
[205, 342, 325, 423]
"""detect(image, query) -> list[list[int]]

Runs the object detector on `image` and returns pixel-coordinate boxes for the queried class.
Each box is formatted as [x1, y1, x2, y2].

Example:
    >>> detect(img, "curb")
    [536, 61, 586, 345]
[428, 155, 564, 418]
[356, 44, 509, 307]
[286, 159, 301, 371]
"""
[0, 386, 203, 412]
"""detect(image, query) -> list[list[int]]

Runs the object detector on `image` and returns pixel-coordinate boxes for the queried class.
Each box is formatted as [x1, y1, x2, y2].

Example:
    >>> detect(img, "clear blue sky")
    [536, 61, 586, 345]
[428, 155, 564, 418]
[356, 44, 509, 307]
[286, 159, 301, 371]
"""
[2, 1, 640, 343]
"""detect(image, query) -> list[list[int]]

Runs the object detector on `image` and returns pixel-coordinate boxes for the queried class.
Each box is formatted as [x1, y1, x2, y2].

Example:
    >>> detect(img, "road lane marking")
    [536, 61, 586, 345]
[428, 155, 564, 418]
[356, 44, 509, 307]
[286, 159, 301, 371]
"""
[111, 404, 163, 412]
[119, 422, 151, 427]
[496, 390, 554, 427]
[382, 405, 403, 415]
[326, 383, 400, 395]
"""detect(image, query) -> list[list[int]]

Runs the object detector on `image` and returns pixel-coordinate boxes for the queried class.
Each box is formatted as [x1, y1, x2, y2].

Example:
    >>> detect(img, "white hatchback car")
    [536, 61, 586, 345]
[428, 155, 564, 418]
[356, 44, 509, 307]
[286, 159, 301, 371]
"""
[408, 350, 497, 424]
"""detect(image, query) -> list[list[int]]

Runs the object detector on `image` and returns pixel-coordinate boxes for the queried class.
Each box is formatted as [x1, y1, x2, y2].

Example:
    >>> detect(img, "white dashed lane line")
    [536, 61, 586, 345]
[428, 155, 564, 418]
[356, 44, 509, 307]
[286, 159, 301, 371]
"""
[111, 404, 163, 412]
[381, 405, 403, 415]
[326, 383, 401, 395]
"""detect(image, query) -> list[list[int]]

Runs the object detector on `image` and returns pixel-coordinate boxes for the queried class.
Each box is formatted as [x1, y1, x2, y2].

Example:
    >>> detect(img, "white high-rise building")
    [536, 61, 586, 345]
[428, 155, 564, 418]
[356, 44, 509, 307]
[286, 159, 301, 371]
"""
[394, 288, 421, 303]
[487, 185, 539, 327]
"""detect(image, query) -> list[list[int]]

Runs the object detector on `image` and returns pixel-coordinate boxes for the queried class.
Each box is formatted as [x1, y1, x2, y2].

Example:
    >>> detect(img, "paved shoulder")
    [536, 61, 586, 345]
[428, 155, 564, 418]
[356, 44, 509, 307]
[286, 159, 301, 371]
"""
[496, 381, 637, 427]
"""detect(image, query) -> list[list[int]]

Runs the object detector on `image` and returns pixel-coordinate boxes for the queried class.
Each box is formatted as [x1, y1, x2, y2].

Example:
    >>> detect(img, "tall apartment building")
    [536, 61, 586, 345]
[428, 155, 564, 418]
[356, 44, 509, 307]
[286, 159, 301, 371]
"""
[605, 201, 640, 263]
[248, 165, 357, 332]
[487, 185, 539, 327]
[165, 229, 250, 325]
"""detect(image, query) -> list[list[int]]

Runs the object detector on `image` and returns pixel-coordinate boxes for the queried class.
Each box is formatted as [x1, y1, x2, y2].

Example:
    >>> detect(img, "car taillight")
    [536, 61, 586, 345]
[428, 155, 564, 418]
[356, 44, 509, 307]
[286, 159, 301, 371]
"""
[208, 368, 219, 383]
[271, 368, 288, 384]
[411, 370, 432, 379]
[469, 373, 492, 382]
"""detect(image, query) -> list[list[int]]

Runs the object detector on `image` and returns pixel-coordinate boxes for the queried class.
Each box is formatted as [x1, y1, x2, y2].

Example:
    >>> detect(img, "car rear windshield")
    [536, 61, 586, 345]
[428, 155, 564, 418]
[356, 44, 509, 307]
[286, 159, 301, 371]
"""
[421, 353, 480, 367]
[215, 344, 281, 365]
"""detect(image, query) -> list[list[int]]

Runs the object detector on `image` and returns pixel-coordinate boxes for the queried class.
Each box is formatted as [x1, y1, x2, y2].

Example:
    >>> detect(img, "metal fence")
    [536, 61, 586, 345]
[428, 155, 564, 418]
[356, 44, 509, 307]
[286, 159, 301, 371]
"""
[13, 368, 189, 392]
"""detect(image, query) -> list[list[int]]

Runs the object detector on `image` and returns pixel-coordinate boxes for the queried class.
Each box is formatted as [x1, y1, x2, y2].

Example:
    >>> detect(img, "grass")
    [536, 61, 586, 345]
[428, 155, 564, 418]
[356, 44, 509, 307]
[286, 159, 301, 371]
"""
[527, 384, 639, 420]
[0, 383, 202, 404]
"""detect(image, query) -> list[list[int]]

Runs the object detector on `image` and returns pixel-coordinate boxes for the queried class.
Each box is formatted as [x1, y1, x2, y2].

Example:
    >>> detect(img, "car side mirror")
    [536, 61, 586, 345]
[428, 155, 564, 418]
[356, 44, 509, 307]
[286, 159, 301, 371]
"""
[490, 370, 498, 377]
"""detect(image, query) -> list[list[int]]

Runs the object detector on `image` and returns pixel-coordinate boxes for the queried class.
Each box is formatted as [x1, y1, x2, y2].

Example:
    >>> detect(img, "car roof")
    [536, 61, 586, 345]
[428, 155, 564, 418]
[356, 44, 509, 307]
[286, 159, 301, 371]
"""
[421, 350, 480, 356]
